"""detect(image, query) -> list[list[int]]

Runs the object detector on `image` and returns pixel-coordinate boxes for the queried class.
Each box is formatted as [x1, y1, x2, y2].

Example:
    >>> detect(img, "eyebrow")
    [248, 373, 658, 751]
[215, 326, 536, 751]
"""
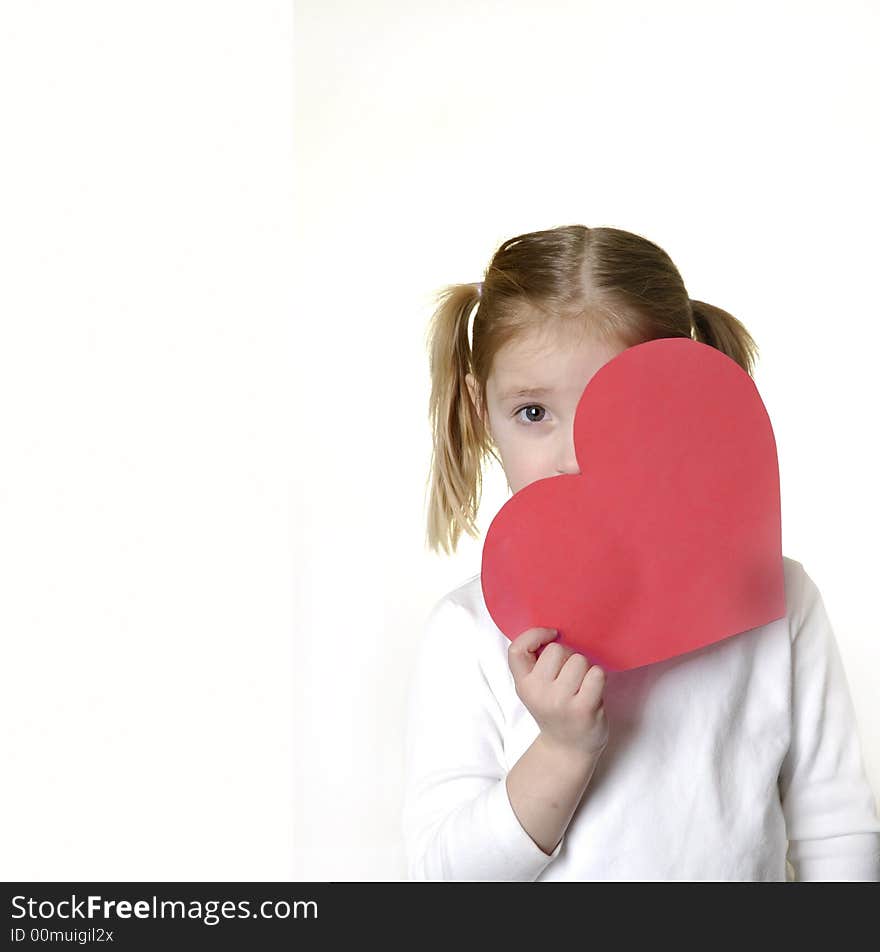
[498, 385, 557, 401]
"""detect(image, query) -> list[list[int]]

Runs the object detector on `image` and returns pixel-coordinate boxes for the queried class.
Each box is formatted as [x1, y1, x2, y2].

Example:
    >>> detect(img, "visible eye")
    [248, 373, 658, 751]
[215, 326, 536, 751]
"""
[514, 404, 549, 425]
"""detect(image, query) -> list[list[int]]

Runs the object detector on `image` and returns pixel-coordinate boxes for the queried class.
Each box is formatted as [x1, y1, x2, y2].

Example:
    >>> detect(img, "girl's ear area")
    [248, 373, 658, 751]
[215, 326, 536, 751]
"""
[465, 372, 484, 422]
[465, 372, 494, 442]
[464, 371, 478, 411]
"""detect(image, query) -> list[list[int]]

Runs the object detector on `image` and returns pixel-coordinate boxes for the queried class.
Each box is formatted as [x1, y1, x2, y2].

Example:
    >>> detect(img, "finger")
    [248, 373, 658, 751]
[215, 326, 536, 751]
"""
[575, 664, 606, 706]
[533, 641, 575, 680]
[508, 627, 558, 680]
[555, 652, 590, 695]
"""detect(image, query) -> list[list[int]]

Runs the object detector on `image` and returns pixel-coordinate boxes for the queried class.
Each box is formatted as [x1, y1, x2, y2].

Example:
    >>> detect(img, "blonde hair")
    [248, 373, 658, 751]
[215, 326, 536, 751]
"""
[424, 224, 760, 556]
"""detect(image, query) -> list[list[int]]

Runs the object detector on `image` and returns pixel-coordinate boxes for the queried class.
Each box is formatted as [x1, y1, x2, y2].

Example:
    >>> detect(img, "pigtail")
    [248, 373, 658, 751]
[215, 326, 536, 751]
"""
[690, 299, 760, 378]
[424, 283, 487, 555]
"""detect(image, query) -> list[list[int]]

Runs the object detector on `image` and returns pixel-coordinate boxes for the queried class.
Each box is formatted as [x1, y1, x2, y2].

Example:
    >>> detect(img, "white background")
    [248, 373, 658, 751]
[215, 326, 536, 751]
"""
[1, 0, 878, 881]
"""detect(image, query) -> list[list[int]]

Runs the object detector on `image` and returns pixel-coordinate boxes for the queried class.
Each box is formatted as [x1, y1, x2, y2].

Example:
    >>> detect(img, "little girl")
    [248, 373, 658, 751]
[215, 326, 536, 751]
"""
[401, 223, 880, 882]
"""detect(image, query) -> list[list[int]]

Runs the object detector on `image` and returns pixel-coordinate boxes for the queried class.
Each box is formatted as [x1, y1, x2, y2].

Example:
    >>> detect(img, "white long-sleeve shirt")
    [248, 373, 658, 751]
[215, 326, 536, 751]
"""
[401, 556, 880, 881]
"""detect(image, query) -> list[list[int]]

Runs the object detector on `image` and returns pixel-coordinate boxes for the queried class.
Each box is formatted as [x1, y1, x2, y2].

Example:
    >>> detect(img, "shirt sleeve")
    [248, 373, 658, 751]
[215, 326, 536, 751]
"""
[401, 595, 563, 881]
[777, 563, 880, 882]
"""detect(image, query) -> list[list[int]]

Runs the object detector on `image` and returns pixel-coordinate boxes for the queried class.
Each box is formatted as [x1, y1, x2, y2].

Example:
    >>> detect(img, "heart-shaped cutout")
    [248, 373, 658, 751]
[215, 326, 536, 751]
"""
[481, 338, 786, 671]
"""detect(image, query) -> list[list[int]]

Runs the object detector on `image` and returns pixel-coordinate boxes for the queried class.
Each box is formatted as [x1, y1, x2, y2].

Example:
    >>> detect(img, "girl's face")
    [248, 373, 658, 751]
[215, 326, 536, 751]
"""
[466, 325, 629, 495]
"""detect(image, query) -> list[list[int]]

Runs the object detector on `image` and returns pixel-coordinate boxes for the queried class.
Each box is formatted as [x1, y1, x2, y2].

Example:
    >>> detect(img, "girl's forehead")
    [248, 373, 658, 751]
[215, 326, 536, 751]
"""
[489, 324, 629, 397]
[495, 324, 610, 371]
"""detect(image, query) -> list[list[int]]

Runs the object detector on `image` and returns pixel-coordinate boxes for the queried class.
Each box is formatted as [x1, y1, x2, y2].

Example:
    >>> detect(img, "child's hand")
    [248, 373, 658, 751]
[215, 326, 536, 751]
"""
[507, 627, 609, 759]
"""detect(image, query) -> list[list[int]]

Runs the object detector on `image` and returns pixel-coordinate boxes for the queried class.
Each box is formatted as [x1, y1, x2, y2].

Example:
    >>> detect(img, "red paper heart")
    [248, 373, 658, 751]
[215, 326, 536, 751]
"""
[481, 338, 786, 671]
